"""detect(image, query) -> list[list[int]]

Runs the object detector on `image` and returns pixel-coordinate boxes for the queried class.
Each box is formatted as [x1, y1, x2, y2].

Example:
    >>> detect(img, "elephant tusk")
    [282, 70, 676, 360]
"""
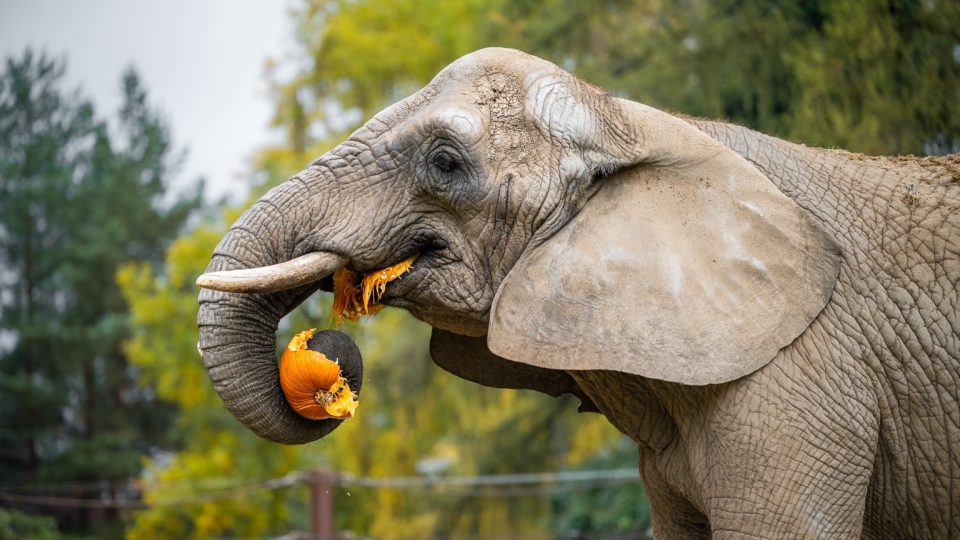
[196, 252, 348, 294]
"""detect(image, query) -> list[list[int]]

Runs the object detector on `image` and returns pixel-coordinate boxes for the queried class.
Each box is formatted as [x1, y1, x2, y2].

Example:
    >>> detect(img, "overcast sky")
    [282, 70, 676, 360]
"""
[0, 0, 296, 204]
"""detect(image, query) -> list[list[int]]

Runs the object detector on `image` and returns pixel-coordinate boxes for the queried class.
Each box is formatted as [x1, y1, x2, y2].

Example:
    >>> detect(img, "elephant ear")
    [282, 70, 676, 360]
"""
[430, 329, 599, 412]
[488, 97, 841, 385]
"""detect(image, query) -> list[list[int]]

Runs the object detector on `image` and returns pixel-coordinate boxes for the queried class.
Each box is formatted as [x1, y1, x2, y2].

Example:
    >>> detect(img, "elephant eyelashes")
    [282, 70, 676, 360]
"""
[431, 150, 460, 173]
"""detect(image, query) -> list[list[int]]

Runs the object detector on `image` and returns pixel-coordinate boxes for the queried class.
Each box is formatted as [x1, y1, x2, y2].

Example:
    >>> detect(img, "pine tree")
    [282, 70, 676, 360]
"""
[0, 50, 202, 537]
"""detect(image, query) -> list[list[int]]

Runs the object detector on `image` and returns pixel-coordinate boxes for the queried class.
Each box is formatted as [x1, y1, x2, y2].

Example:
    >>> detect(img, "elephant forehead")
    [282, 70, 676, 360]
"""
[430, 106, 483, 143]
[526, 74, 594, 143]
[437, 51, 480, 79]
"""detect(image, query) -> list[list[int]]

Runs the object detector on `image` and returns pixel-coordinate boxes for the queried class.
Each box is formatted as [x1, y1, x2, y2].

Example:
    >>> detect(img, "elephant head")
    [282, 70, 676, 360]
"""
[197, 48, 840, 444]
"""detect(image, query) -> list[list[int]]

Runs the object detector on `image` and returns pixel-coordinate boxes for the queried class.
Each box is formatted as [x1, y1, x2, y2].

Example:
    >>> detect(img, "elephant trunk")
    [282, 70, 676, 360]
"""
[197, 170, 346, 445]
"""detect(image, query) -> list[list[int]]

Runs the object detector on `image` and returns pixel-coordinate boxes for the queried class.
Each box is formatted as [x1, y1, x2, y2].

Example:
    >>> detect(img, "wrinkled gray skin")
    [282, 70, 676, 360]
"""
[198, 48, 960, 538]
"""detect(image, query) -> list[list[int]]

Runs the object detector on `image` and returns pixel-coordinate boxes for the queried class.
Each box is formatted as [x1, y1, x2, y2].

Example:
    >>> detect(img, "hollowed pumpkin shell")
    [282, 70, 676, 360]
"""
[280, 328, 360, 420]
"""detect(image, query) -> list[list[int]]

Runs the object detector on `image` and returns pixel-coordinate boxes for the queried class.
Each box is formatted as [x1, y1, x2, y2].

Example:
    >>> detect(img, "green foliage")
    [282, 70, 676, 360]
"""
[784, 0, 960, 154]
[0, 507, 69, 540]
[272, 0, 510, 151]
[504, 0, 959, 155]
[0, 51, 96, 477]
[0, 49, 202, 537]
[548, 438, 649, 538]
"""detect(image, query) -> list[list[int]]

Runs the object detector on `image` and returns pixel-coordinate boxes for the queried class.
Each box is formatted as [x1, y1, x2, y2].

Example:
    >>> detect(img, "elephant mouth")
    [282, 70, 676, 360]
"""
[318, 237, 448, 301]
[374, 250, 437, 301]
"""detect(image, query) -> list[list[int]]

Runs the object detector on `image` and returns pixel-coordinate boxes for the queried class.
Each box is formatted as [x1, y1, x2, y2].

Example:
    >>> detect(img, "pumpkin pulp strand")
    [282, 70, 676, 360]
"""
[331, 254, 418, 324]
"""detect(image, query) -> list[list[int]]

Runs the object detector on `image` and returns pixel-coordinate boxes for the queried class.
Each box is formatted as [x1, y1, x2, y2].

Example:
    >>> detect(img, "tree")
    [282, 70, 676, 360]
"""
[0, 507, 68, 540]
[784, 0, 960, 154]
[503, 0, 959, 155]
[0, 50, 95, 477]
[0, 50, 202, 537]
[271, 0, 512, 152]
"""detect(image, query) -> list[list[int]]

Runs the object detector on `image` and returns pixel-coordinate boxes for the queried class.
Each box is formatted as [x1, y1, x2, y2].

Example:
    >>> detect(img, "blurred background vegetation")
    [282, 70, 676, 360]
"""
[1, 0, 957, 539]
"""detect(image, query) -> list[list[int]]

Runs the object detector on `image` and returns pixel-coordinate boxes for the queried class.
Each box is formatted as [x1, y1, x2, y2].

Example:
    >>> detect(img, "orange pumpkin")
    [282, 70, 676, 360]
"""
[331, 254, 417, 324]
[279, 328, 359, 420]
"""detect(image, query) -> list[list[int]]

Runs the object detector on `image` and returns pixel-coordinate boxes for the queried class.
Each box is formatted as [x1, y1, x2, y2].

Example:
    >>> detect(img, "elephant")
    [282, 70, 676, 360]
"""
[196, 48, 960, 538]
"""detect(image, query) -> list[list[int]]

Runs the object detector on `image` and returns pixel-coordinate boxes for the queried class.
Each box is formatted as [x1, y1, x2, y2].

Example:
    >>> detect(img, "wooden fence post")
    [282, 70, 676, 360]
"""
[309, 469, 335, 540]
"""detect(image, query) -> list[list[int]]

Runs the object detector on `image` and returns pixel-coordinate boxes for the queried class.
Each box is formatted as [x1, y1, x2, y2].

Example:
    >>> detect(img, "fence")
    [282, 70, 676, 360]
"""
[0, 468, 649, 539]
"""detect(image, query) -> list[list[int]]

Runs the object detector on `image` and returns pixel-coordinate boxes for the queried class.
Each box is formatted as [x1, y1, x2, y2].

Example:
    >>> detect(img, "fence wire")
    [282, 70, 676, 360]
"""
[0, 468, 639, 509]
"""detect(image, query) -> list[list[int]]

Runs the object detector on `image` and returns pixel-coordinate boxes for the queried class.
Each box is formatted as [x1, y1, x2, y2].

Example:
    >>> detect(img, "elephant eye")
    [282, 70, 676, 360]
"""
[431, 150, 459, 173]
